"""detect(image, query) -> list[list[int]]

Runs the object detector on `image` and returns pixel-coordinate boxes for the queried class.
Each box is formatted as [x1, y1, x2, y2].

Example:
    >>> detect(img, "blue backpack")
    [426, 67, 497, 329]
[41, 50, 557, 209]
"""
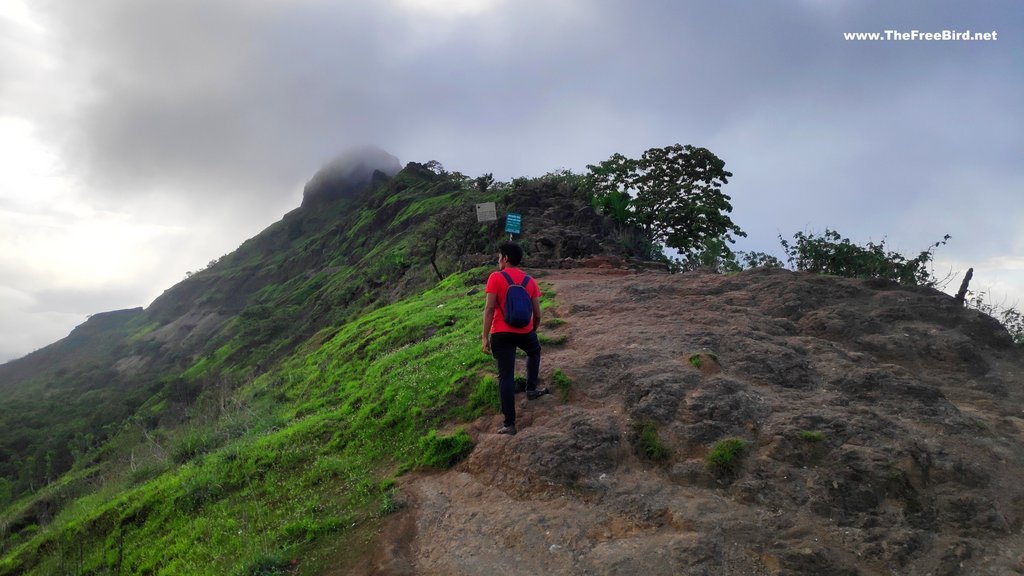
[500, 271, 533, 328]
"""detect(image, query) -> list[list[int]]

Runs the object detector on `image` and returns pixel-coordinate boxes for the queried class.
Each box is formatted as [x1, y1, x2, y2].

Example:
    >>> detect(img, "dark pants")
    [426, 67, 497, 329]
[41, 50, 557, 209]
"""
[490, 331, 542, 427]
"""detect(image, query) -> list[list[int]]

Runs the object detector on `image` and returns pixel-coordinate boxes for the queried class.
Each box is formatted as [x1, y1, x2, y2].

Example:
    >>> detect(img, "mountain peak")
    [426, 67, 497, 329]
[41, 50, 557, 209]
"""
[301, 145, 402, 207]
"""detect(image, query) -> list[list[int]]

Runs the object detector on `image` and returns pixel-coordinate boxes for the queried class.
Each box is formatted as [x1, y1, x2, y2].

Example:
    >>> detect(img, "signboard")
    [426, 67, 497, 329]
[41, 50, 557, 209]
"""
[475, 202, 497, 222]
[505, 212, 522, 235]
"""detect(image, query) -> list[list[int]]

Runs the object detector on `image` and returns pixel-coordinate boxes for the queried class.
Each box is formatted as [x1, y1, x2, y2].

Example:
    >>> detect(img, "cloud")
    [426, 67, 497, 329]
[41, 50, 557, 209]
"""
[0, 285, 85, 363]
[0, 0, 1021, 360]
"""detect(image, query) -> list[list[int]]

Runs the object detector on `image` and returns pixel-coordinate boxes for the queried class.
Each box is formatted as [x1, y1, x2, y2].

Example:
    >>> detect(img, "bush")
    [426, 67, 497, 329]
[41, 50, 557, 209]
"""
[967, 290, 1024, 345]
[779, 230, 949, 286]
[705, 438, 747, 473]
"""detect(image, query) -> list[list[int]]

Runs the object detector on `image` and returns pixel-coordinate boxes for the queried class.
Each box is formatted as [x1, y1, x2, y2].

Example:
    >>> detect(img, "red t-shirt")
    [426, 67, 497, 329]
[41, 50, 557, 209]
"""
[486, 267, 542, 334]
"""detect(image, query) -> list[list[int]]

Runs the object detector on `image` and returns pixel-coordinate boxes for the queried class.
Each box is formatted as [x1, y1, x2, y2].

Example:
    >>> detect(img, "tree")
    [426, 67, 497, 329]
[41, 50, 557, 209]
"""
[584, 144, 745, 261]
[475, 173, 494, 194]
[417, 205, 481, 280]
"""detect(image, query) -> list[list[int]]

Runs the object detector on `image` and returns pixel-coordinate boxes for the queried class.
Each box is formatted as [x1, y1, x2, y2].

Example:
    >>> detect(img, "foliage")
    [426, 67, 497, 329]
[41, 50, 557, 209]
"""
[966, 291, 1024, 345]
[688, 352, 718, 369]
[705, 438, 747, 474]
[634, 422, 669, 461]
[591, 189, 633, 226]
[779, 230, 950, 286]
[552, 369, 572, 401]
[234, 554, 294, 576]
[544, 318, 566, 329]
[584, 144, 746, 262]
[799, 430, 826, 442]
[171, 428, 223, 464]
[538, 333, 568, 346]
[736, 251, 785, 270]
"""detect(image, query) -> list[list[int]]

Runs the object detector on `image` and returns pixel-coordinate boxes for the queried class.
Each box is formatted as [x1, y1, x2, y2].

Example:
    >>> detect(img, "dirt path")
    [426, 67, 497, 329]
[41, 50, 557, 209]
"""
[358, 268, 767, 575]
[354, 267, 1024, 576]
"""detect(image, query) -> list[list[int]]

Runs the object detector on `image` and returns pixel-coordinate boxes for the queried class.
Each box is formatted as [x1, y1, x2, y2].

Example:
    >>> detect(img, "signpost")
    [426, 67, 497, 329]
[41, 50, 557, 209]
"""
[505, 212, 522, 238]
[475, 202, 497, 223]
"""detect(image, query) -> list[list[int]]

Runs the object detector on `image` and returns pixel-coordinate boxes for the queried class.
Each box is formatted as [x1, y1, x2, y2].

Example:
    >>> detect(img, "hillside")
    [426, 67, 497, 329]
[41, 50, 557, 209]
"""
[0, 155, 653, 574]
[368, 268, 1024, 575]
[1, 151, 1022, 575]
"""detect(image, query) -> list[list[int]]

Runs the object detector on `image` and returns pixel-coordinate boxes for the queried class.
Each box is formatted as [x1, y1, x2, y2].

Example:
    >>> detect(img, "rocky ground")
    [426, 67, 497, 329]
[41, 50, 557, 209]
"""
[360, 267, 1024, 575]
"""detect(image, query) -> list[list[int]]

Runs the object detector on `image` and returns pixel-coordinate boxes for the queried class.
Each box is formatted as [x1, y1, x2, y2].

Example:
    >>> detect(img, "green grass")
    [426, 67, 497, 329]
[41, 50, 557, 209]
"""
[705, 438, 747, 474]
[634, 422, 669, 461]
[544, 318, 566, 329]
[799, 430, 825, 442]
[415, 428, 474, 469]
[688, 352, 718, 369]
[0, 270, 496, 576]
[552, 369, 572, 401]
[538, 333, 568, 346]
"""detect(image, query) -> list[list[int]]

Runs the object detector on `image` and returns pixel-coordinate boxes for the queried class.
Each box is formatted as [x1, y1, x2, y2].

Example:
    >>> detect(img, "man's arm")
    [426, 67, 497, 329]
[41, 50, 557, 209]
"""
[531, 296, 542, 332]
[482, 292, 497, 353]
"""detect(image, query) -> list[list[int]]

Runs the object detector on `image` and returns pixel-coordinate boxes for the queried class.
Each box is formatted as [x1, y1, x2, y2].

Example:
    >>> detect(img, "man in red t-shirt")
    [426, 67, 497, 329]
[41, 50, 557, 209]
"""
[482, 241, 547, 435]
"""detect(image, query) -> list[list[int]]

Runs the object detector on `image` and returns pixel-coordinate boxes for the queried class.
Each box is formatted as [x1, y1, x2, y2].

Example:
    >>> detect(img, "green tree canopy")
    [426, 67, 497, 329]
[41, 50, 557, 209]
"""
[584, 144, 745, 261]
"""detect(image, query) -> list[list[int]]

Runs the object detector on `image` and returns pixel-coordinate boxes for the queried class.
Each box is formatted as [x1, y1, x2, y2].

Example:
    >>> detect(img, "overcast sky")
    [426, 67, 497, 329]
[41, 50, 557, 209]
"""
[1, 0, 1021, 363]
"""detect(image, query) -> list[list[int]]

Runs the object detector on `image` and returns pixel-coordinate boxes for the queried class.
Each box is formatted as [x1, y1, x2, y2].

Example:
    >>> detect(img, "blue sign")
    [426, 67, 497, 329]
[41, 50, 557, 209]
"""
[505, 212, 522, 235]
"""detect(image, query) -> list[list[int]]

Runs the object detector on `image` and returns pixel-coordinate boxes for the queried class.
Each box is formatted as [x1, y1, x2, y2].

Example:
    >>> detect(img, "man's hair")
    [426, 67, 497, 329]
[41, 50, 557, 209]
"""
[498, 241, 524, 266]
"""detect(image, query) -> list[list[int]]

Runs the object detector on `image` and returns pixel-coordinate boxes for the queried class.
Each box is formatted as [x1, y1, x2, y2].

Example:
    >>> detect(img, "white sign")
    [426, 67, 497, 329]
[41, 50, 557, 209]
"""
[475, 202, 497, 222]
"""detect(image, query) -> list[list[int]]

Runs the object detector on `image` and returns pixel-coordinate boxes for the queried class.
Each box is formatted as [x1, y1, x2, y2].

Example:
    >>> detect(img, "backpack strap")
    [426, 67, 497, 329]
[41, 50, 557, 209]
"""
[521, 275, 531, 288]
[500, 270, 515, 286]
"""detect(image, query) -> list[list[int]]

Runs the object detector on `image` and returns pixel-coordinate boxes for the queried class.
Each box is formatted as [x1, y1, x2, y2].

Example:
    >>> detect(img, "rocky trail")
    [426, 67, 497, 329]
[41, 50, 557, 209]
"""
[359, 267, 1024, 575]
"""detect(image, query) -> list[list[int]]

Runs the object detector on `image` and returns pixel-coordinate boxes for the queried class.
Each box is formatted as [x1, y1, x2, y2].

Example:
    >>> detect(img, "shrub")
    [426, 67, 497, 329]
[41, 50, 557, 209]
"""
[705, 438, 747, 473]
[634, 422, 669, 461]
[967, 290, 1024, 345]
[779, 229, 949, 286]
[415, 429, 474, 469]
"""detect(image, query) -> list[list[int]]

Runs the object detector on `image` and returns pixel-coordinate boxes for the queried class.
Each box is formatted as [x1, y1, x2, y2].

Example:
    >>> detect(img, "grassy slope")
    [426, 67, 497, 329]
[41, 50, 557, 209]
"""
[0, 165, 505, 510]
[0, 269, 507, 575]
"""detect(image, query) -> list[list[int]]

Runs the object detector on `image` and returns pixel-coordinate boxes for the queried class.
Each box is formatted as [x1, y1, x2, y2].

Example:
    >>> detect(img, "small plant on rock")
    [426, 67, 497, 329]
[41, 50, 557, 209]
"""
[634, 421, 670, 461]
[538, 333, 568, 346]
[799, 430, 825, 442]
[705, 437, 748, 474]
[544, 318, 566, 328]
[552, 369, 572, 401]
[688, 352, 719, 370]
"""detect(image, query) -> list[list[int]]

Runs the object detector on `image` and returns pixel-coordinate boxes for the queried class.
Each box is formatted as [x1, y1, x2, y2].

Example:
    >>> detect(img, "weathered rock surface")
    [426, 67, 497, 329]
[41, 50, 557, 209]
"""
[363, 267, 1024, 576]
